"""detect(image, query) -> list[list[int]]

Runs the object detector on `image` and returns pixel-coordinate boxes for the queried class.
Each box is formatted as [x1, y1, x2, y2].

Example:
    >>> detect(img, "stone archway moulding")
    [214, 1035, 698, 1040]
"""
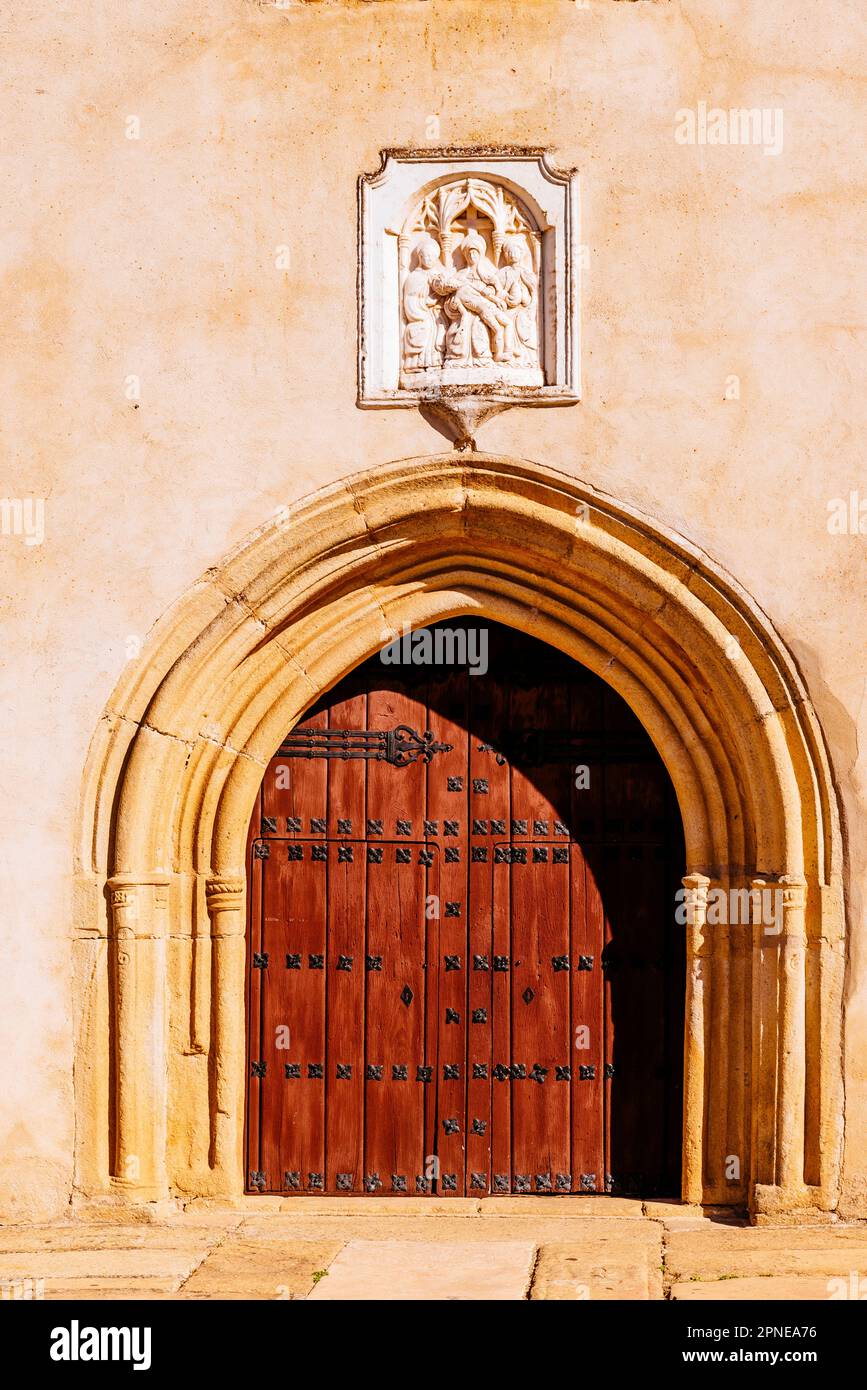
[74, 453, 845, 1220]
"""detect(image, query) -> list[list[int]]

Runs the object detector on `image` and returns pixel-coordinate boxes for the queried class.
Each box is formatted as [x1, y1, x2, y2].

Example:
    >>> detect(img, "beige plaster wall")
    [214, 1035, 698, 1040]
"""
[1, 0, 865, 1219]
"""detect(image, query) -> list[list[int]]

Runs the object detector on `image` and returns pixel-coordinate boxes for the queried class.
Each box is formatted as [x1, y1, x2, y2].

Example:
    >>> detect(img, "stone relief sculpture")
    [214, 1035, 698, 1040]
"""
[359, 152, 579, 445]
[401, 236, 445, 370]
[398, 178, 543, 388]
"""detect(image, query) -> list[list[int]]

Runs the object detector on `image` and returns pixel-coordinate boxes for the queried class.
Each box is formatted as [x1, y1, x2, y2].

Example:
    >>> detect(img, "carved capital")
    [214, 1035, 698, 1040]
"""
[682, 873, 712, 958]
[107, 873, 171, 941]
[751, 875, 807, 941]
[682, 873, 711, 912]
[779, 874, 808, 913]
[205, 876, 245, 920]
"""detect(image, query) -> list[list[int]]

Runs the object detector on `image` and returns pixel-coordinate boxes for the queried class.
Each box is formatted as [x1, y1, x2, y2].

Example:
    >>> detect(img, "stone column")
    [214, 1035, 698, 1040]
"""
[750, 874, 808, 1217]
[750, 877, 778, 1189]
[706, 879, 730, 1201]
[205, 876, 247, 1194]
[776, 876, 808, 1194]
[681, 873, 711, 1205]
[108, 873, 171, 1202]
[727, 905, 751, 1204]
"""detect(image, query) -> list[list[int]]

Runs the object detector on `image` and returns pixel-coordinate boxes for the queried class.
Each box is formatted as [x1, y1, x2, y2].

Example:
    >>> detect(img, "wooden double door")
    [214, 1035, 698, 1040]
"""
[245, 622, 685, 1197]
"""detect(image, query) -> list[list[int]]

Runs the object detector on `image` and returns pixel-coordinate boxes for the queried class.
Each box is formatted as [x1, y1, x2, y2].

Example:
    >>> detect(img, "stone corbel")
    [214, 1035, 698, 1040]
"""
[418, 391, 513, 451]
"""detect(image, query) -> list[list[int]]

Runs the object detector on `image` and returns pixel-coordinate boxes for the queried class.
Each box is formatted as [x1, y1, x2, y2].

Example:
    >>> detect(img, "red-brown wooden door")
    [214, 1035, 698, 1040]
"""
[245, 622, 685, 1197]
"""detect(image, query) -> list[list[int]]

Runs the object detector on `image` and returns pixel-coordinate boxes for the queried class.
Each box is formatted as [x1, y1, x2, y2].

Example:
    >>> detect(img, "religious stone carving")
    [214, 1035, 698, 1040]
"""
[398, 179, 542, 387]
[359, 151, 580, 445]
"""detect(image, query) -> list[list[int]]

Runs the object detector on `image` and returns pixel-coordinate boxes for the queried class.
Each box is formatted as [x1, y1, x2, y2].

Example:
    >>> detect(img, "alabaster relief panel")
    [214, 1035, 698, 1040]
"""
[359, 152, 580, 405]
[400, 179, 542, 387]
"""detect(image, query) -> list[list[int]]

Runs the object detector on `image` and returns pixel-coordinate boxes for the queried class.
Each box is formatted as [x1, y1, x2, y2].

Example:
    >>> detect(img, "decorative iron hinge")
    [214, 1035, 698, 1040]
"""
[278, 725, 453, 767]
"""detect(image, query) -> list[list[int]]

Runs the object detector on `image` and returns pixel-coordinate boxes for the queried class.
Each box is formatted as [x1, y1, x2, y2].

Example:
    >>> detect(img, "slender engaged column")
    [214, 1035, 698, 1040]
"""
[707, 880, 730, 1201]
[205, 876, 247, 1194]
[750, 877, 778, 1187]
[108, 873, 171, 1202]
[776, 876, 808, 1194]
[681, 873, 711, 1205]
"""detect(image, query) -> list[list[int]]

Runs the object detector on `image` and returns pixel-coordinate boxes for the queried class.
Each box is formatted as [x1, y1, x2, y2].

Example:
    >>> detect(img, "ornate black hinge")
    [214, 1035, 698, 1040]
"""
[278, 725, 453, 767]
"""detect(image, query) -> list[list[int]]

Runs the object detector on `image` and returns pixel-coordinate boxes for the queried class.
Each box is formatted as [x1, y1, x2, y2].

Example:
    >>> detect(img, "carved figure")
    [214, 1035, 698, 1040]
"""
[498, 236, 538, 365]
[398, 179, 542, 380]
[401, 236, 444, 370]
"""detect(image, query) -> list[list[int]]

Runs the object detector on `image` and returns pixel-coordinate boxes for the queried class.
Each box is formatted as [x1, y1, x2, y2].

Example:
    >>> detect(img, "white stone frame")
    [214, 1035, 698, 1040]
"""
[358, 149, 580, 408]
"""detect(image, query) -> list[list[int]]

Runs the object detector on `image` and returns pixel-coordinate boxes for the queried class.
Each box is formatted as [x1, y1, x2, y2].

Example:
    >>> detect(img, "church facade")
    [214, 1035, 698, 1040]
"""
[2, 0, 865, 1224]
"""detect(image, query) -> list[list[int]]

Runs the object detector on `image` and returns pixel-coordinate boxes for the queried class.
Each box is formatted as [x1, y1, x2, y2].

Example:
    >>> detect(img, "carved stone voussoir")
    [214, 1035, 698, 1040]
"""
[359, 150, 580, 443]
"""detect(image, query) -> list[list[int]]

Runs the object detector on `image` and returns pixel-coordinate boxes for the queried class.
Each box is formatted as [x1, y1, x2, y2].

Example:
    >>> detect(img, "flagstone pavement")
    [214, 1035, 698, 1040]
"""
[1, 1199, 866, 1301]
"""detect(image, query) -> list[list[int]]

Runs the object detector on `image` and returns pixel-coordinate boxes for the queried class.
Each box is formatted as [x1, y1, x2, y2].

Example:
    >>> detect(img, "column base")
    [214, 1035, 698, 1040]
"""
[750, 1183, 835, 1225]
[74, 1192, 181, 1223]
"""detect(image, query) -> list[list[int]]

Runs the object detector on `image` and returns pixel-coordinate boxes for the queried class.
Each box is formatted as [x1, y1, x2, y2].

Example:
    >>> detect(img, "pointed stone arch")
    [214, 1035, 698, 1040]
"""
[75, 453, 845, 1218]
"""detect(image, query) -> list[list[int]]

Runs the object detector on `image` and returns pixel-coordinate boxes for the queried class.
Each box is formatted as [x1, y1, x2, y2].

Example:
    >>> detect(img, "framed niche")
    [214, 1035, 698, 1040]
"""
[358, 150, 580, 422]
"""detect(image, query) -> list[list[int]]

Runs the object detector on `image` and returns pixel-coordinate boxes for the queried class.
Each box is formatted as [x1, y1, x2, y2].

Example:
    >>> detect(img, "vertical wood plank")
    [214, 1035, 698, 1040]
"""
[571, 673, 606, 1194]
[324, 688, 368, 1194]
[244, 834, 264, 1190]
[259, 711, 328, 1194]
[426, 667, 469, 1195]
[572, 847, 605, 1193]
[364, 680, 428, 1194]
[466, 651, 508, 1197]
[508, 652, 572, 1193]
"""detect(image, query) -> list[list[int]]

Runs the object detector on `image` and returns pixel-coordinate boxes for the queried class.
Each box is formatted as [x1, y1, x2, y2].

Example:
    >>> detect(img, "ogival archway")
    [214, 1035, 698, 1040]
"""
[74, 453, 845, 1220]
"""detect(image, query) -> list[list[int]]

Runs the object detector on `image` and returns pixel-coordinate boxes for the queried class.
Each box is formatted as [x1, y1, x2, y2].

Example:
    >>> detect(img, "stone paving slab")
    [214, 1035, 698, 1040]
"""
[530, 1241, 662, 1300]
[273, 1198, 484, 1217]
[2, 1206, 865, 1301]
[0, 1248, 208, 1281]
[236, 1215, 655, 1248]
[0, 1225, 225, 1253]
[479, 1196, 645, 1218]
[671, 1276, 840, 1300]
[667, 1247, 867, 1280]
[307, 1239, 536, 1300]
[667, 1225, 867, 1251]
[665, 1226, 867, 1284]
[177, 1238, 343, 1300]
[40, 1282, 180, 1301]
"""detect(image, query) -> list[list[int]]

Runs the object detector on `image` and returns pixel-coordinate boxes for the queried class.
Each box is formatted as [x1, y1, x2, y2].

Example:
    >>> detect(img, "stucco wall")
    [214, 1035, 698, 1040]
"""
[1, 0, 864, 1218]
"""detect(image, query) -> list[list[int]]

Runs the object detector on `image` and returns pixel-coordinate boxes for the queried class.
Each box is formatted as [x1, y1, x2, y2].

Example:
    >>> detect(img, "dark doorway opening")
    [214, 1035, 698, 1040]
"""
[244, 620, 685, 1198]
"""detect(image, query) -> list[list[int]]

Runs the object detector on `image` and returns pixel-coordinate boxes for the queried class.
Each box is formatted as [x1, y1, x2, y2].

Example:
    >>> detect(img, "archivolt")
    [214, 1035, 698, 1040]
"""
[75, 453, 844, 1217]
